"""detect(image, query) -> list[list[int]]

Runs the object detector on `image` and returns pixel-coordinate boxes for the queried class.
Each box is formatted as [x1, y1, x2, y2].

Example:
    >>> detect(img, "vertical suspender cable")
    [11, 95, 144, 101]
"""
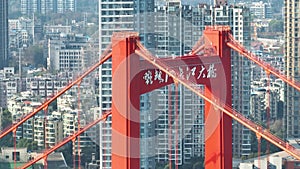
[168, 85, 172, 169]
[44, 106, 48, 169]
[77, 82, 82, 169]
[72, 138, 76, 169]
[44, 156, 48, 169]
[266, 72, 271, 168]
[175, 84, 179, 169]
[257, 134, 261, 169]
[13, 129, 17, 169]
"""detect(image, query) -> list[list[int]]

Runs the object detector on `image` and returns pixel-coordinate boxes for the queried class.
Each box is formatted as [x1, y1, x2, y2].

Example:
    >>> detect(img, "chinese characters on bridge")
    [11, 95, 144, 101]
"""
[143, 64, 217, 85]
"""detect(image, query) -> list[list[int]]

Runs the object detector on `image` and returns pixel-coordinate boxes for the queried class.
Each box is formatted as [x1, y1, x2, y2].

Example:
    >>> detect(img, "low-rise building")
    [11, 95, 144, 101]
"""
[46, 33, 89, 72]
[249, 1, 272, 19]
[0, 147, 28, 163]
[33, 115, 64, 149]
[250, 78, 284, 122]
[238, 149, 300, 169]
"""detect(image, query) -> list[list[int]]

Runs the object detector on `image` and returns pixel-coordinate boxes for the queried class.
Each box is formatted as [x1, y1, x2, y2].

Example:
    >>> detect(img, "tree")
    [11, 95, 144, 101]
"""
[0, 109, 13, 147]
[30, 141, 38, 151]
[270, 120, 283, 138]
[164, 164, 170, 169]
[17, 138, 30, 148]
[16, 138, 38, 151]
[80, 146, 97, 166]
[0, 134, 13, 147]
[24, 45, 45, 67]
[269, 20, 284, 33]
[156, 161, 168, 169]
[2, 109, 12, 129]
[193, 162, 204, 169]
[49, 100, 57, 112]
[277, 101, 284, 119]
[57, 142, 73, 167]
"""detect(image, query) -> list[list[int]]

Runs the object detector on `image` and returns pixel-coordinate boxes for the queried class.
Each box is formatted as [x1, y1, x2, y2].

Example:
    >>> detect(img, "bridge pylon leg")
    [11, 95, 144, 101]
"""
[203, 26, 232, 169]
[111, 32, 141, 169]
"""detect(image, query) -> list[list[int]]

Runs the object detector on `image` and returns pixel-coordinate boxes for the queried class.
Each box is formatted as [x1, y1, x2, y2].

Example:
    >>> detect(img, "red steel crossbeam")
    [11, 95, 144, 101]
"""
[18, 111, 112, 169]
[0, 52, 112, 139]
[226, 34, 300, 92]
[135, 42, 300, 162]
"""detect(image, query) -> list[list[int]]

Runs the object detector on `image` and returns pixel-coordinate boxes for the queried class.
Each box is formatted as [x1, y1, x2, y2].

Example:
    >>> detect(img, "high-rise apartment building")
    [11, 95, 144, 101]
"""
[284, 0, 300, 138]
[20, 0, 76, 16]
[98, 1, 154, 168]
[98, 1, 134, 169]
[152, 1, 251, 161]
[224, 5, 251, 158]
[0, 0, 8, 69]
[153, 1, 206, 165]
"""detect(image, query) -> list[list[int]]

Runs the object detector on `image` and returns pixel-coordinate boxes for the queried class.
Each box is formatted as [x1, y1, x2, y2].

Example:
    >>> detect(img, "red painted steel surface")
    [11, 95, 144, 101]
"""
[111, 32, 141, 169]
[136, 55, 222, 94]
[202, 26, 232, 169]
[112, 26, 232, 169]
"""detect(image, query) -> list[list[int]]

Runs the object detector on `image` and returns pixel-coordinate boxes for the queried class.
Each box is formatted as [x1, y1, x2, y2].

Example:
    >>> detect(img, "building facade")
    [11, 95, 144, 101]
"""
[250, 79, 284, 122]
[98, 0, 154, 168]
[153, 1, 206, 165]
[0, 0, 9, 69]
[284, 0, 300, 138]
[249, 1, 272, 19]
[153, 0, 251, 161]
[46, 33, 88, 72]
[226, 5, 252, 158]
[20, 0, 76, 16]
[98, 1, 133, 168]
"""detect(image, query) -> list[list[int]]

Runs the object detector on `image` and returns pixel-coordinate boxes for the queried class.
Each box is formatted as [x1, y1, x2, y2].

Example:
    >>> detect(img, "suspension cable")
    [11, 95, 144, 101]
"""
[227, 38, 300, 92]
[18, 111, 111, 169]
[0, 50, 112, 140]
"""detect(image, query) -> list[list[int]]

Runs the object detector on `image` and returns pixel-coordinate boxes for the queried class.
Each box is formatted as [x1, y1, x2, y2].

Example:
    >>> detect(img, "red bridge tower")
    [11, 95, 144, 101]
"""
[111, 27, 232, 169]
